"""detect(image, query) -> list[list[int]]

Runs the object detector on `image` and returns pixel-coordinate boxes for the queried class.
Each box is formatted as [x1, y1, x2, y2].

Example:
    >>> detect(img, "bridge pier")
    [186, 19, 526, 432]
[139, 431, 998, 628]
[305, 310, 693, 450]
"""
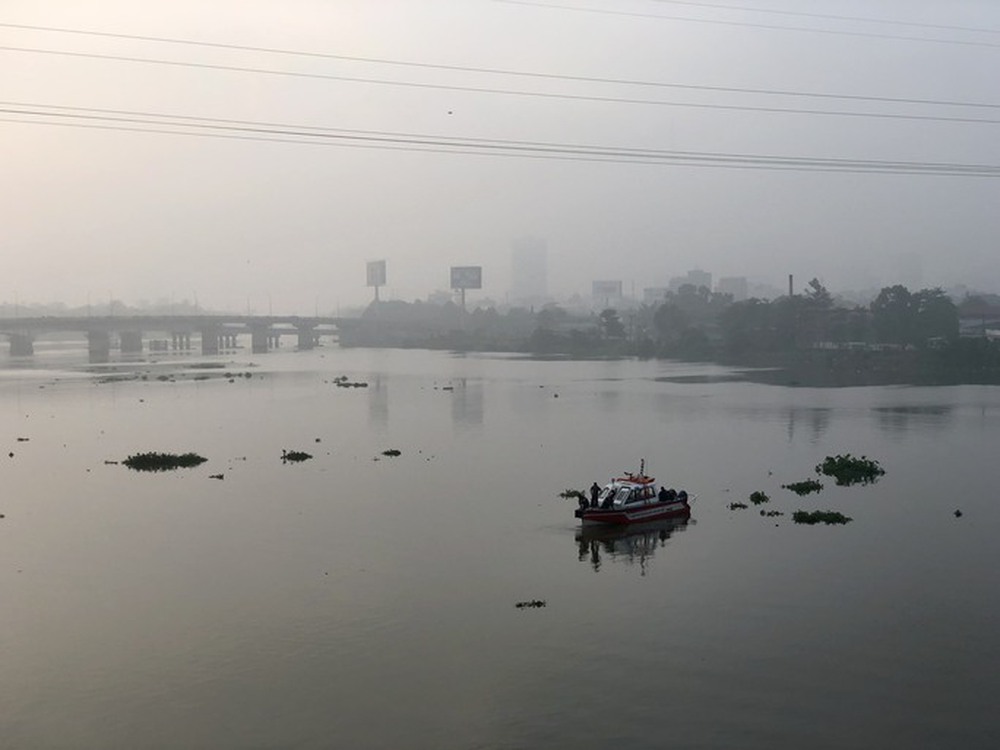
[120, 330, 143, 354]
[296, 325, 317, 350]
[200, 326, 220, 355]
[10, 333, 34, 356]
[251, 326, 269, 354]
[88, 330, 111, 360]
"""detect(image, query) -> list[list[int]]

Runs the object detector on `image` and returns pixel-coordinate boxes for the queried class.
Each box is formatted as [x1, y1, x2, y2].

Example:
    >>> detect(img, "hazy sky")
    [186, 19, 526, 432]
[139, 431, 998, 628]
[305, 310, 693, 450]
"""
[3, 0, 1000, 313]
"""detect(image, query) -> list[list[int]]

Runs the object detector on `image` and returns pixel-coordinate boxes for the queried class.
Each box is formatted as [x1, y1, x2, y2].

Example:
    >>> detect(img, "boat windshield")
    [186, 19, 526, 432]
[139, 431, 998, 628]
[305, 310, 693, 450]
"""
[611, 487, 632, 507]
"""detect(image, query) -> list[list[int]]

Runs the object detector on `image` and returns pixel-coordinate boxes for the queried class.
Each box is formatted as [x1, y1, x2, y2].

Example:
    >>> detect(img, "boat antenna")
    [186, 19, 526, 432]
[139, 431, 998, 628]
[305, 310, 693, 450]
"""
[640, 458, 645, 476]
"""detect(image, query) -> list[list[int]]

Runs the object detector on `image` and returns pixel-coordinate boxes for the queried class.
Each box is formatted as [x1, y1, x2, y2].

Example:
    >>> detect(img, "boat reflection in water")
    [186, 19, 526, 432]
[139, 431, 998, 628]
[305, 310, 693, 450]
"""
[576, 516, 694, 574]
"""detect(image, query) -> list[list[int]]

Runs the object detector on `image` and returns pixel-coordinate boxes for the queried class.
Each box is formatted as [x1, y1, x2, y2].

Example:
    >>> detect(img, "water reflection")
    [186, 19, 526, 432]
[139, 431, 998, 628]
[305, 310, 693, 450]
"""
[450, 378, 484, 428]
[576, 517, 693, 575]
[872, 405, 953, 434]
[367, 375, 388, 428]
[786, 407, 831, 444]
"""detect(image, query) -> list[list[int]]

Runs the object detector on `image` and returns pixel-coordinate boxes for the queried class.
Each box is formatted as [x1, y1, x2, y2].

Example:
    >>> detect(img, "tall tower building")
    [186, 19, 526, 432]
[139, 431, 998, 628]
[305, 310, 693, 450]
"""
[510, 237, 548, 304]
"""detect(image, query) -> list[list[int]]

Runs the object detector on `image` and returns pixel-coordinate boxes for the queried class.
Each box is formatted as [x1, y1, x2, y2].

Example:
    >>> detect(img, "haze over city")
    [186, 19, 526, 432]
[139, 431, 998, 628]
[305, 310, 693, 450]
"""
[3, 0, 999, 313]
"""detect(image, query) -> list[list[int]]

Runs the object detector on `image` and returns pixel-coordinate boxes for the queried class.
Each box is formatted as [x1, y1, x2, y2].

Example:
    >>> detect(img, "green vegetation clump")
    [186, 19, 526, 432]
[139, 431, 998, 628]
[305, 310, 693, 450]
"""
[123, 452, 207, 471]
[793, 510, 853, 525]
[749, 491, 770, 505]
[815, 454, 885, 486]
[560, 489, 585, 501]
[381, 449, 401, 457]
[760, 510, 784, 517]
[782, 479, 824, 495]
[281, 450, 312, 463]
[728, 502, 748, 510]
[515, 600, 546, 609]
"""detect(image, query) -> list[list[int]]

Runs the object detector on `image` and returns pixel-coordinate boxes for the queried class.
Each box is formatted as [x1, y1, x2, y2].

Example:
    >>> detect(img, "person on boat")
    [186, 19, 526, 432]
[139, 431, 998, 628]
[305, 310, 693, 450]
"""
[589, 482, 601, 508]
[658, 486, 670, 503]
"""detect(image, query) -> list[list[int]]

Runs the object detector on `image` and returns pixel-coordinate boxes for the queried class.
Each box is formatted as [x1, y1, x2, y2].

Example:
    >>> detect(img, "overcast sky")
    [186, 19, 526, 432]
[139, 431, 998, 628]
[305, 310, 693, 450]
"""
[3, 0, 1000, 313]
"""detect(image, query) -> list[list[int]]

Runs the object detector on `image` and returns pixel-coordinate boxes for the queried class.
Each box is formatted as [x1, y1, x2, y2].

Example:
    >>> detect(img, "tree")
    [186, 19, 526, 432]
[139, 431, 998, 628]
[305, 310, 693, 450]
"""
[913, 288, 958, 342]
[598, 308, 626, 338]
[871, 285, 915, 344]
[653, 303, 689, 348]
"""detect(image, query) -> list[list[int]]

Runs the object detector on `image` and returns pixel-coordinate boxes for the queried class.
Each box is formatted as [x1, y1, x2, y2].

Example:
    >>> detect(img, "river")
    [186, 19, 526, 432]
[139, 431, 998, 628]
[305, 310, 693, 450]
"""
[1, 344, 996, 749]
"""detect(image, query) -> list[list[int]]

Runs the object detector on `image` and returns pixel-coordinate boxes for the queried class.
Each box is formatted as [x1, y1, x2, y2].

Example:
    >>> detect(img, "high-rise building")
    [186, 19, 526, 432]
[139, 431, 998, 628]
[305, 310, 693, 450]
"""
[716, 276, 748, 301]
[510, 237, 548, 304]
[669, 269, 713, 292]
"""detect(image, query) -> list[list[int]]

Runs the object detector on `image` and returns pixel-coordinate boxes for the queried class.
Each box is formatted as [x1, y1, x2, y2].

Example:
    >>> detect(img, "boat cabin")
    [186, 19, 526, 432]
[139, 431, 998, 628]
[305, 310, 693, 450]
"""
[598, 476, 657, 509]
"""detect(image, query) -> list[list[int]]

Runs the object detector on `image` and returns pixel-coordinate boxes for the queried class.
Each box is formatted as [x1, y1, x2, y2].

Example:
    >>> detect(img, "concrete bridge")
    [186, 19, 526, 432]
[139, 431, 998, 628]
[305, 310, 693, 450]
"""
[0, 315, 346, 357]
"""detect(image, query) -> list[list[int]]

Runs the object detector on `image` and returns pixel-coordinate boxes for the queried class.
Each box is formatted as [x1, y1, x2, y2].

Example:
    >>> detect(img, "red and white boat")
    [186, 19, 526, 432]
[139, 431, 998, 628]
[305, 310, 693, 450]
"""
[575, 462, 692, 526]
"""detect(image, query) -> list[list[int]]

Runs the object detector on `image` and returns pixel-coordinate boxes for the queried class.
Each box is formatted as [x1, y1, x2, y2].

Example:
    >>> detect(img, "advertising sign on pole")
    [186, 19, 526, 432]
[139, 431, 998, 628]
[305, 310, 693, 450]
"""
[366, 260, 387, 288]
[450, 266, 483, 290]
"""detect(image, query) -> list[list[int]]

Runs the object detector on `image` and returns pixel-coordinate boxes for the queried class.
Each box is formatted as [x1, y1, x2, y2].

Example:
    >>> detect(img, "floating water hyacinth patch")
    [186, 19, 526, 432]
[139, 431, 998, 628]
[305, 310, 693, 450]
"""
[123, 452, 207, 471]
[793, 510, 853, 525]
[749, 491, 770, 505]
[815, 454, 885, 486]
[783, 479, 824, 495]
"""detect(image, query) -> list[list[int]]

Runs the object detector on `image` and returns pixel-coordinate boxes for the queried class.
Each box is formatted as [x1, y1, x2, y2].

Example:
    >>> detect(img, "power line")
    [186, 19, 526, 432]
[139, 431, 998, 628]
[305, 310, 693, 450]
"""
[2, 24, 1000, 111]
[495, 0, 1000, 50]
[648, 0, 1000, 36]
[4, 45, 1000, 129]
[4, 102, 999, 176]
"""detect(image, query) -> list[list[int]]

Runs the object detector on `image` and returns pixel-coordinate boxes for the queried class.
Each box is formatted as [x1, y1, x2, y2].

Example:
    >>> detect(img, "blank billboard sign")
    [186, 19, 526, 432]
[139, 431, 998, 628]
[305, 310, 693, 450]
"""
[366, 260, 386, 287]
[592, 280, 622, 298]
[450, 266, 482, 290]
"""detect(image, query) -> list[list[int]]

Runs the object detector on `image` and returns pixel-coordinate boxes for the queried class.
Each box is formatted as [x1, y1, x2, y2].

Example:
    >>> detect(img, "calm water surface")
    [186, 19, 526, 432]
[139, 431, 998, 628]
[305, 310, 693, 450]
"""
[1, 345, 997, 749]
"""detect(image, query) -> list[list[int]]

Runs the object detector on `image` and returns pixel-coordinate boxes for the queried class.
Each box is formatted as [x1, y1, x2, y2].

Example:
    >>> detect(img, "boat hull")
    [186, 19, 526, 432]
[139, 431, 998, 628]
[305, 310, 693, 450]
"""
[575, 499, 691, 526]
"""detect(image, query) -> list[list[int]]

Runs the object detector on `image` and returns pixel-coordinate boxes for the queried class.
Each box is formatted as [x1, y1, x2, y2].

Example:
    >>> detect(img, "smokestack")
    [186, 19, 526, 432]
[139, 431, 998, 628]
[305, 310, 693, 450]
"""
[788, 274, 793, 297]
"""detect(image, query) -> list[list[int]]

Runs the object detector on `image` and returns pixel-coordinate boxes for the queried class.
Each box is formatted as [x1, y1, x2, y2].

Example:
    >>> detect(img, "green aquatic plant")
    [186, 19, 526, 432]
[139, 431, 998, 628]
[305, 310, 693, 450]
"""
[760, 510, 784, 517]
[281, 450, 313, 463]
[123, 452, 207, 472]
[749, 491, 770, 505]
[381, 449, 401, 457]
[815, 454, 885, 486]
[782, 479, 824, 495]
[515, 600, 546, 609]
[728, 502, 748, 510]
[792, 510, 853, 525]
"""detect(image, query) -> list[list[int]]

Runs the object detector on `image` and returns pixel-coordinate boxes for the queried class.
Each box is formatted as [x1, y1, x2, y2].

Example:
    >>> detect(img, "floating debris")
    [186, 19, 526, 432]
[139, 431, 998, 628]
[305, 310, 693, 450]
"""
[782, 479, 824, 495]
[123, 452, 208, 472]
[954, 509, 963, 518]
[333, 375, 368, 388]
[728, 502, 748, 510]
[760, 509, 784, 517]
[815, 454, 885, 486]
[16, 437, 29, 442]
[515, 600, 546, 609]
[281, 450, 313, 463]
[209, 474, 224, 480]
[104, 460, 120, 465]
[381, 449, 401, 457]
[749, 491, 770, 505]
[793, 510, 853, 525]
[559, 489, 586, 501]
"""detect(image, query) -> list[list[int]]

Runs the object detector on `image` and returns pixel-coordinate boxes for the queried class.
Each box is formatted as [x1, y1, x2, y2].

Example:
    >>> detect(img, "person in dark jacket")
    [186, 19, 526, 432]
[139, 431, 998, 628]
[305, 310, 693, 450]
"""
[589, 482, 602, 508]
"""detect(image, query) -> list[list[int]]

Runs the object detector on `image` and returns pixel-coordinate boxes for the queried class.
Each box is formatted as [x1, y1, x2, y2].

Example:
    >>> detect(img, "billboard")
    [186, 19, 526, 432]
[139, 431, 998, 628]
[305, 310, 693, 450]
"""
[592, 280, 623, 298]
[450, 266, 482, 290]
[366, 260, 386, 287]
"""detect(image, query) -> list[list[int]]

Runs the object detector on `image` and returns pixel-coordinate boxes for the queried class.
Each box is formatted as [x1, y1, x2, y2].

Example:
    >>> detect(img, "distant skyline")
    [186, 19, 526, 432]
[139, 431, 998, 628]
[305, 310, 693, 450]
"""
[4, 1, 1000, 313]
